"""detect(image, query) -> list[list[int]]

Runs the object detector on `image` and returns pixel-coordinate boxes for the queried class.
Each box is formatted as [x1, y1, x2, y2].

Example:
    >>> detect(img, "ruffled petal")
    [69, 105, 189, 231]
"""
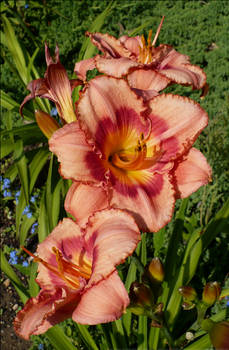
[77, 76, 150, 144]
[95, 56, 139, 77]
[74, 57, 96, 81]
[173, 147, 212, 198]
[14, 288, 79, 340]
[36, 218, 85, 289]
[127, 68, 170, 92]
[86, 32, 130, 58]
[110, 172, 175, 232]
[73, 271, 129, 324]
[156, 48, 206, 89]
[84, 208, 140, 287]
[148, 94, 208, 161]
[65, 182, 109, 227]
[49, 122, 104, 182]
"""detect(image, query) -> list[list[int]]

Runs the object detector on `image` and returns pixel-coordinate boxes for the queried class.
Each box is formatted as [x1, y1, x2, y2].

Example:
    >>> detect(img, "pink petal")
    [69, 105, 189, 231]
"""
[131, 87, 160, 101]
[127, 69, 170, 92]
[46, 62, 76, 123]
[49, 122, 104, 182]
[148, 94, 208, 160]
[74, 57, 96, 81]
[14, 288, 79, 340]
[86, 32, 130, 58]
[173, 147, 212, 198]
[95, 56, 139, 77]
[84, 209, 140, 287]
[120, 35, 142, 56]
[65, 182, 109, 227]
[77, 76, 150, 143]
[156, 48, 206, 89]
[73, 271, 129, 324]
[110, 172, 175, 232]
[20, 78, 53, 117]
[36, 218, 85, 289]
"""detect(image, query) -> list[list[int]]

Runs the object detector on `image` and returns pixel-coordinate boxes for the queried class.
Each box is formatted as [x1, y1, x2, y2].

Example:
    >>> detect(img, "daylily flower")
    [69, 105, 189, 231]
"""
[49, 76, 211, 232]
[14, 209, 140, 339]
[77, 17, 206, 98]
[20, 44, 81, 123]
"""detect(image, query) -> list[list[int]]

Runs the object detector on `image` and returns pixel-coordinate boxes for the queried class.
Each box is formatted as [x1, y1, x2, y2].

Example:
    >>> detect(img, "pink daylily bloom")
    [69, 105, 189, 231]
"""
[83, 17, 206, 92]
[14, 209, 140, 339]
[20, 44, 82, 123]
[49, 76, 211, 232]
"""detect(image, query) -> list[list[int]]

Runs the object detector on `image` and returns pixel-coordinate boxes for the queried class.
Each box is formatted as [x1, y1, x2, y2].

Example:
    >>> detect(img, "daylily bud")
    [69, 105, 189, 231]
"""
[202, 320, 229, 350]
[35, 110, 60, 139]
[179, 286, 197, 301]
[148, 257, 164, 283]
[202, 281, 221, 306]
[129, 282, 153, 307]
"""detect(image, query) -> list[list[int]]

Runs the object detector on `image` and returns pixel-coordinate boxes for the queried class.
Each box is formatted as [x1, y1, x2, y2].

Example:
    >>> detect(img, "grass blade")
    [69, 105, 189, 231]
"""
[75, 324, 99, 350]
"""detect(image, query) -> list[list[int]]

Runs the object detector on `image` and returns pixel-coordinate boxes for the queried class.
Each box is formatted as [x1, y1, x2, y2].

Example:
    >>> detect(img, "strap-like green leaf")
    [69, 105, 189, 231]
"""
[0, 250, 29, 304]
[75, 324, 99, 350]
[46, 325, 77, 350]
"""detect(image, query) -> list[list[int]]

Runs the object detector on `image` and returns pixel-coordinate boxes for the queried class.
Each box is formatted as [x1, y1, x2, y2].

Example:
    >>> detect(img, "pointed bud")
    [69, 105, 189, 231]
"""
[179, 286, 197, 301]
[202, 282, 221, 306]
[35, 110, 60, 139]
[148, 258, 164, 283]
[202, 320, 229, 350]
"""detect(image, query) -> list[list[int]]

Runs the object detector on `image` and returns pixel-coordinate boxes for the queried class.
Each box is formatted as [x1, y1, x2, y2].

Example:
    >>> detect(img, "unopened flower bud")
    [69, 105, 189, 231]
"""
[129, 282, 153, 307]
[202, 281, 221, 306]
[148, 258, 164, 283]
[179, 286, 197, 301]
[202, 320, 229, 350]
[35, 110, 60, 139]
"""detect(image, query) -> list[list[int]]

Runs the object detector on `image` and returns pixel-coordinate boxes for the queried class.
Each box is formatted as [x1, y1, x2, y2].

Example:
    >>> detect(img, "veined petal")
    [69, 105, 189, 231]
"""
[86, 32, 131, 58]
[173, 147, 212, 198]
[110, 172, 175, 232]
[14, 288, 79, 340]
[127, 69, 170, 92]
[74, 57, 96, 81]
[77, 76, 150, 144]
[156, 47, 206, 89]
[65, 182, 109, 227]
[95, 56, 139, 77]
[73, 271, 129, 324]
[49, 122, 104, 182]
[36, 218, 86, 289]
[84, 209, 140, 287]
[46, 62, 76, 123]
[148, 94, 208, 160]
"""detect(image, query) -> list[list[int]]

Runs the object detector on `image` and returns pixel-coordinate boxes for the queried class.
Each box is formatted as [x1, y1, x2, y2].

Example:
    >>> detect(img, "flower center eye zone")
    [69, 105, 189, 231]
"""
[110, 133, 148, 171]
[22, 246, 91, 290]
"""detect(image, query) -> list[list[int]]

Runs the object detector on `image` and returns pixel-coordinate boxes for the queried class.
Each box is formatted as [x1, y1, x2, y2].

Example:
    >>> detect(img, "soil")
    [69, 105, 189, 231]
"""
[0, 205, 32, 350]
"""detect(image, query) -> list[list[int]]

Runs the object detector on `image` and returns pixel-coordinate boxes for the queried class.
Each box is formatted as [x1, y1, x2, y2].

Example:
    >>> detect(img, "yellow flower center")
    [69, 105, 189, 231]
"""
[109, 133, 161, 172]
[22, 246, 91, 290]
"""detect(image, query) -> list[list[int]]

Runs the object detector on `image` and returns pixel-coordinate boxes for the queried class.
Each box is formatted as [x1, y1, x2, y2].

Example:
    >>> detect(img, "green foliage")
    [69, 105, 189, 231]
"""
[0, 1, 228, 349]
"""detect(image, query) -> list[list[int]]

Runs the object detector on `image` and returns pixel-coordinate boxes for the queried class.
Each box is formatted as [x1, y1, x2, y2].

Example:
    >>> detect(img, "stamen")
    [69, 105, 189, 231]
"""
[22, 245, 91, 290]
[152, 16, 165, 46]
